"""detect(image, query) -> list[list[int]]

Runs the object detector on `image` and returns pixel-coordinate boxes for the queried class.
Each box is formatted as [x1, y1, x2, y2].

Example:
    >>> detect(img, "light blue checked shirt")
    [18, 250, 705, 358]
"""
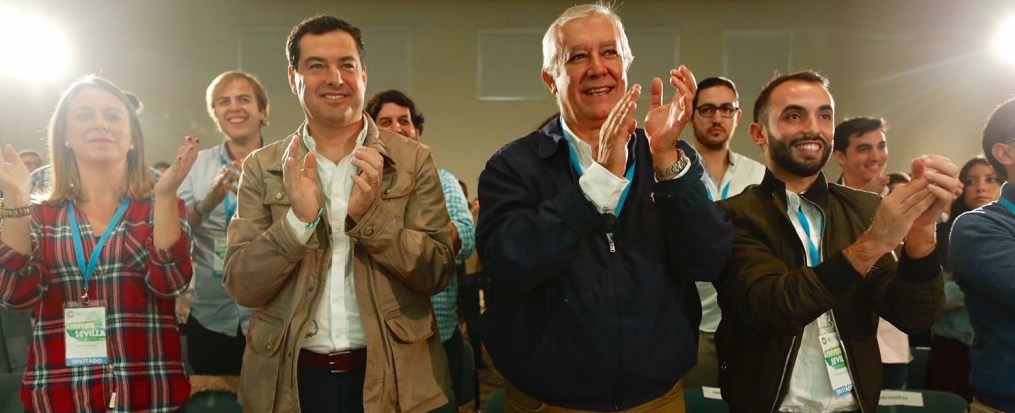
[431, 168, 474, 342]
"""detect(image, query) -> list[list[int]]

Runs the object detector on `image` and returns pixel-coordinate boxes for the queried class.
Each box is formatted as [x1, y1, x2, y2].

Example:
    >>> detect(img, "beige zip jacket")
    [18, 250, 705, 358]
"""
[223, 118, 454, 413]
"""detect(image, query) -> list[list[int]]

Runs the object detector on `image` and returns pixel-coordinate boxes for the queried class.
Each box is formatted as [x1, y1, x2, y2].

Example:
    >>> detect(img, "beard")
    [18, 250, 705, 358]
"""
[768, 132, 831, 177]
[694, 130, 729, 151]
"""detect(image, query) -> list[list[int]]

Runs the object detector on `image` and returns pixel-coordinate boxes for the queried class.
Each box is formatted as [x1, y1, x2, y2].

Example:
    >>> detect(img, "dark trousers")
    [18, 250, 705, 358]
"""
[458, 269, 483, 367]
[185, 316, 245, 375]
[443, 328, 464, 402]
[297, 363, 366, 413]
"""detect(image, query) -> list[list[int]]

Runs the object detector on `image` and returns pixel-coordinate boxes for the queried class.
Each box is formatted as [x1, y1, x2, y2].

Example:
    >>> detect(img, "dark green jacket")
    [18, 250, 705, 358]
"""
[715, 171, 943, 413]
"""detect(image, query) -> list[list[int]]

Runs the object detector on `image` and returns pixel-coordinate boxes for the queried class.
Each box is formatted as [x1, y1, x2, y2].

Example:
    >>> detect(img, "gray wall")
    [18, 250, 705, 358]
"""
[2, 0, 1014, 194]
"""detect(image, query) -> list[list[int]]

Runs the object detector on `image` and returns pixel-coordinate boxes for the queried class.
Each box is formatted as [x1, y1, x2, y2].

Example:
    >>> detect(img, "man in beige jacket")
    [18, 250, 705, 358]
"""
[223, 14, 454, 413]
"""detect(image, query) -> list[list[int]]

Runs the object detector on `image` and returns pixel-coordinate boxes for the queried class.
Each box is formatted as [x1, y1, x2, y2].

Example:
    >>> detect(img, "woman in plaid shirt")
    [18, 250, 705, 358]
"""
[0, 76, 198, 412]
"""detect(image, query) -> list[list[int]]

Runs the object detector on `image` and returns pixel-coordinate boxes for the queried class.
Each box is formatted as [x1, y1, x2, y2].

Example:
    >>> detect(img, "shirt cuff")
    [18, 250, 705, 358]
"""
[285, 208, 315, 244]
[579, 162, 629, 214]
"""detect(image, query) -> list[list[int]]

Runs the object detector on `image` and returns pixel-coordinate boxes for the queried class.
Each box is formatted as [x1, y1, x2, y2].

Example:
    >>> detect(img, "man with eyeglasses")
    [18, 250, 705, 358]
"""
[950, 97, 1015, 413]
[683, 76, 765, 389]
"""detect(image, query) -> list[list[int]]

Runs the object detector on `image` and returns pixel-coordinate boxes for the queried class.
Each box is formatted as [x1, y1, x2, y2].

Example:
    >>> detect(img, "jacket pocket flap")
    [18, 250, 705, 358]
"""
[248, 311, 287, 357]
[383, 311, 435, 343]
[380, 171, 416, 200]
[261, 180, 290, 206]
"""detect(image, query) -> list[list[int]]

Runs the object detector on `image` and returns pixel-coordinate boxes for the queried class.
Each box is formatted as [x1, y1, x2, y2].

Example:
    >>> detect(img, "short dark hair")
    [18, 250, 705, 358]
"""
[365, 90, 425, 134]
[692, 77, 738, 110]
[982, 97, 1015, 178]
[286, 15, 366, 69]
[753, 70, 829, 124]
[833, 117, 887, 153]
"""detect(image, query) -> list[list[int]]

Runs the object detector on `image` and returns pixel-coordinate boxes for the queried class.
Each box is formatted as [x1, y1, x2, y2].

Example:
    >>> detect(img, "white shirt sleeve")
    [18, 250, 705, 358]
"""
[285, 208, 316, 244]
[579, 162, 629, 214]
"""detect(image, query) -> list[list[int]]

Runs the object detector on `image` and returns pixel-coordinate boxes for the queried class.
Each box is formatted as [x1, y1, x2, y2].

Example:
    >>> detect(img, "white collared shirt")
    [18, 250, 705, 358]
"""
[285, 122, 368, 353]
[779, 191, 859, 413]
[697, 150, 766, 333]
[560, 118, 689, 213]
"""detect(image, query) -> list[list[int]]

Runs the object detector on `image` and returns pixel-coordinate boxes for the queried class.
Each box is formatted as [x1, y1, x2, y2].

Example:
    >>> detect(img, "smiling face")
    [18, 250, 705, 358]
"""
[64, 87, 134, 166]
[374, 102, 418, 139]
[753, 80, 835, 179]
[542, 14, 627, 132]
[288, 29, 367, 131]
[835, 129, 888, 187]
[211, 78, 266, 143]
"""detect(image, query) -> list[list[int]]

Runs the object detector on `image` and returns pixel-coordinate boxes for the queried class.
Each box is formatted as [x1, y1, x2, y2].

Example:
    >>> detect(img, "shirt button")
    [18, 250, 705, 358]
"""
[364, 227, 374, 236]
[383, 188, 391, 195]
[275, 192, 284, 200]
[266, 342, 273, 351]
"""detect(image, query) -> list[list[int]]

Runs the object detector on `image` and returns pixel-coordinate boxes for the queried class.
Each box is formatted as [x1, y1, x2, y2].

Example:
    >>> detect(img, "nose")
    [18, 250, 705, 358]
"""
[324, 65, 343, 86]
[588, 53, 607, 76]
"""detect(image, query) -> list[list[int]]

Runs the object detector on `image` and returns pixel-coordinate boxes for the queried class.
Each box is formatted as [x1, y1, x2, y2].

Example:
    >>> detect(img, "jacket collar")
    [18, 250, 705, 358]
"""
[267, 116, 395, 173]
[758, 169, 831, 209]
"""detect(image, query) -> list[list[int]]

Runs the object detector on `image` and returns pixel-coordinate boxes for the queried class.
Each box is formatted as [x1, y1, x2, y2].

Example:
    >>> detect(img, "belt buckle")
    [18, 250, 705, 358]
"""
[327, 350, 352, 373]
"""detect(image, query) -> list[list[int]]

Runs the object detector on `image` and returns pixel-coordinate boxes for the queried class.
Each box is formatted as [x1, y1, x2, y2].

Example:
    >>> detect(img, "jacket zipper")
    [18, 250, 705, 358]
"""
[606, 233, 616, 253]
[769, 336, 796, 413]
[829, 311, 864, 413]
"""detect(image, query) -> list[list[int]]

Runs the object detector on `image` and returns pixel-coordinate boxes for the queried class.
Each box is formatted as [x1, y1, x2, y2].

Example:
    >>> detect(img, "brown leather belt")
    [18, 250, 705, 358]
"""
[298, 348, 367, 373]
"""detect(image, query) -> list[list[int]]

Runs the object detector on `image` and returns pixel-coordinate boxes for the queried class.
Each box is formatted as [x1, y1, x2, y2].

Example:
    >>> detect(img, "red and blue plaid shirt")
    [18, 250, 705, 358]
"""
[0, 198, 192, 413]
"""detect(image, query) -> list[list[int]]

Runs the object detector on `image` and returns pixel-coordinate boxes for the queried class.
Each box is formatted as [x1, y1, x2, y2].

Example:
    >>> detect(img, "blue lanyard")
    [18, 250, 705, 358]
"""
[566, 143, 636, 217]
[795, 206, 823, 267]
[222, 194, 236, 227]
[1000, 197, 1015, 217]
[707, 181, 732, 201]
[68, 198, 131, 297]
[220, 151, 238, 226]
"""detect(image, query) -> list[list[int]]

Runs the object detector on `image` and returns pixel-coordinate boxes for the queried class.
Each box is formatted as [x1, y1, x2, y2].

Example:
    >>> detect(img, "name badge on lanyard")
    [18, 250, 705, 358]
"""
[818, 313, 854, 397]
[64, 302, 108, 366]
[64, 198, 129, 366]
[213, 237, 227, 276]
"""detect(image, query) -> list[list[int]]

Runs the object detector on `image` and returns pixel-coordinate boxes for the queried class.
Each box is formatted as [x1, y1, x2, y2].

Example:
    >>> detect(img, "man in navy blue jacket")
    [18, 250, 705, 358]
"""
[476, 3, 732, 412]
[950, 97, 1015, 413]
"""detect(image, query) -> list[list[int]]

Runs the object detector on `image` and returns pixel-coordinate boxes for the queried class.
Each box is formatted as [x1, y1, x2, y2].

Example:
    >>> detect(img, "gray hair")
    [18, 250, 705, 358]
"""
[541, 2, 634, 80]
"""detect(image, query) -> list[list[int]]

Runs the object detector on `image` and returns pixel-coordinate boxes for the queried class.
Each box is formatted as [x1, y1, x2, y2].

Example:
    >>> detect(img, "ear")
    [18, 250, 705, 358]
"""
[992, 142, 1015, 168]
[361, 65, 368, 87]
[833, 150, 847, 167]
[748, 122, 767, 147]
[288, 66, 298, 95]
[541, 70, 557, 94]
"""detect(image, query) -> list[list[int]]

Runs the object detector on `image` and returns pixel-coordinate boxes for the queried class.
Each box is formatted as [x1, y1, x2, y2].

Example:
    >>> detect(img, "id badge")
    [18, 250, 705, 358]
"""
[213, 237, 227, 276]
[64, 301, 109, 366]
[819, 331, 854, 397]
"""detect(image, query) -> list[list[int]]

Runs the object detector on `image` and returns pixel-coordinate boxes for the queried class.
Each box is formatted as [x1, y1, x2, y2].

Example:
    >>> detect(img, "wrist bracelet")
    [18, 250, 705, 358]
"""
[305, 208, 325, 229]
[654, 149, 688, 180]
[0, 205, 30, 218]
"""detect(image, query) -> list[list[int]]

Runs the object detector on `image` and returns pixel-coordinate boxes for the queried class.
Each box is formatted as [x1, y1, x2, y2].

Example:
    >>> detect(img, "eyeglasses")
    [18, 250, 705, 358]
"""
[695, 104, 739, 118]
